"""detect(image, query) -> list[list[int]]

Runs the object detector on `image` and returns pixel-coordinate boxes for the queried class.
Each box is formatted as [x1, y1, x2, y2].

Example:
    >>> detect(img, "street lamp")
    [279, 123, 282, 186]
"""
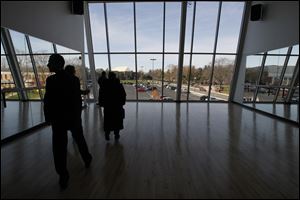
[150, 58, 156, 85]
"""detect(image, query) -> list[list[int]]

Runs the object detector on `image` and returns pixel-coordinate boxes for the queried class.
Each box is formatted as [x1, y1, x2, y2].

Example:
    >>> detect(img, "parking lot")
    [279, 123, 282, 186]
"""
[123, 84, 228, 101]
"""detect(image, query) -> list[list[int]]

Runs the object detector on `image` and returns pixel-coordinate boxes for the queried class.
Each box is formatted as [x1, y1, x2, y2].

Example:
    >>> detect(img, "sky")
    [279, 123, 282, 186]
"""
[2, 2, 298, 73]
[88, 2, 244, 71]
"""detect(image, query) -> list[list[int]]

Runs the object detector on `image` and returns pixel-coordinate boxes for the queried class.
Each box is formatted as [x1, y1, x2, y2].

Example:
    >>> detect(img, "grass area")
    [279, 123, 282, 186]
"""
[5, 90, 41, 100]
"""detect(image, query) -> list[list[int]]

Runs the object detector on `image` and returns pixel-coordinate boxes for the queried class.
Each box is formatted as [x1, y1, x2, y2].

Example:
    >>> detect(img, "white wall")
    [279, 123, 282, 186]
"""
[1, 1, 84, 52]
[243, 1, 299, 54]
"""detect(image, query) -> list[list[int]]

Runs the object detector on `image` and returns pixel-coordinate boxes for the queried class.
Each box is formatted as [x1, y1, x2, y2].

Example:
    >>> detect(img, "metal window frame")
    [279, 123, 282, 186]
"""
[207, 1, 222, 101]
[84, 1, 98, 101]
[133, 2, 138, 100]
[176, 1, 187, 102]
[229, 1, 250, 102]
[286, 58, 299, 102]
[1, 27, 27, 100]
[161, 2, 166, 98]
[273, 46, 292, 102]
[85, 1, 246, 102]
[25, 35, 43, 100]
[253, 52, 267, 102]
[103, 3, 112, 72]
[186, 1, 197, 101]
[53, 43, 57, 54]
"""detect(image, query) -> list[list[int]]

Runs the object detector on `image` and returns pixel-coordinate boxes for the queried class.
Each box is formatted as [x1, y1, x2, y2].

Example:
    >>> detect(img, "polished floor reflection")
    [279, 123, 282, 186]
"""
[244, 103, 299, 123]
[1, 101, 45, 139]
[1, 103, 299, 199]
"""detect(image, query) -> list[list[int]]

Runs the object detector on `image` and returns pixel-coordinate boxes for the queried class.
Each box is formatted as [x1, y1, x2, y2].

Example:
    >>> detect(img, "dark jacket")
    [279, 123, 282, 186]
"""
[103, 79, 126, 131]
[44, 70, 82, 125]
[98, 76, 107, 106]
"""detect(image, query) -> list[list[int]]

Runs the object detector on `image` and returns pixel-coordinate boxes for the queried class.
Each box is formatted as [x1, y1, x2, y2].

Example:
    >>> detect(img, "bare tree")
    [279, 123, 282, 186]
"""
[212, 58, 234, 88]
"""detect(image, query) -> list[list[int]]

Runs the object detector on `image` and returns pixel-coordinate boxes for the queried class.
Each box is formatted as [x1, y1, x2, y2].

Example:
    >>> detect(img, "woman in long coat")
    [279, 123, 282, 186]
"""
[103, 72, 126, 141]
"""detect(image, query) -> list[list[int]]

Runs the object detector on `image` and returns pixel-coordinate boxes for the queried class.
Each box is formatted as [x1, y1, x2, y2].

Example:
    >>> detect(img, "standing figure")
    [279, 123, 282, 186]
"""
[65, 65, 90, 96]
[97, 71, 107, 107]
[103, 72, 126, 141]
[44, 54, 92, 189]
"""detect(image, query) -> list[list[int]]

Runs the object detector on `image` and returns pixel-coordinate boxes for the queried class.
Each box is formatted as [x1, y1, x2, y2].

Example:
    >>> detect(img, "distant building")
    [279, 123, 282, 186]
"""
[112, 66, 136, 80]
[1, 70, 51, 89]
[264, 65, 294, 85]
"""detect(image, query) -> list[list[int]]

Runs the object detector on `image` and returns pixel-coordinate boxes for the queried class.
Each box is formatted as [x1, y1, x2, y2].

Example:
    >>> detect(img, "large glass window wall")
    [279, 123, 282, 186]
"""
[88, 1, 245, 101]
[1, 28, 83, 102]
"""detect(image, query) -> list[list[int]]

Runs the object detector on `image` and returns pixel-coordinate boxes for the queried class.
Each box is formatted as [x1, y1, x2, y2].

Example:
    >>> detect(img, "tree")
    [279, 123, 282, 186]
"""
[212, 58, 234, 88]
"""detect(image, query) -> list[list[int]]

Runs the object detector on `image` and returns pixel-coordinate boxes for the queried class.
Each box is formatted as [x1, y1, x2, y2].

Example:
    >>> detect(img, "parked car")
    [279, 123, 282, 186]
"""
[137, 87, 146, 92]
[160, 96, 173, 101]
[200, 96, 217, 101]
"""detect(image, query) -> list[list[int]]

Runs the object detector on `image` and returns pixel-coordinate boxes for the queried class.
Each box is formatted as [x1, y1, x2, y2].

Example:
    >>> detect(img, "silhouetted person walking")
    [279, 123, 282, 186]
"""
[65, 65, 90, 96]
[103, 72, 126, 141]
[44, 54, 92, 189]
[97, 71, 107, 107]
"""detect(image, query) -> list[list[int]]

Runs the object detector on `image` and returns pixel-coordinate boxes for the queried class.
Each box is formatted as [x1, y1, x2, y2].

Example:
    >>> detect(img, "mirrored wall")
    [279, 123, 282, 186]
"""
[1, 28, 85, 140]
[243, 45, 299, 123]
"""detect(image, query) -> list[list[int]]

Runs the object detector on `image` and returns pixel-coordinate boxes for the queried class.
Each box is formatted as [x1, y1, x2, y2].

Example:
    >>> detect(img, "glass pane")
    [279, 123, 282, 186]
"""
[256, 55, 286, 102]
[1, 56, 16, 89]
[110, 54, 136, 100]
[261, 55, 286, 86]
[26, 89, 41, 100]
[189, 55, 213, 101]
[277, 56, 298, 102]
[56, 44, 79, 54]
[10, 30, 29, 54]
[94, 54, 109, 99]
[107, 3, 134, 52]
[89, 3, 108, 52]
[216, 2, 244, 53]
[29, 36, 54, 54]
[268, 47, 288, 55]
[33, 55, 52, 88]
[211, 55, 236, 101]
[84, 54, 90, 68]
[16, 55, 37, 88]
[137, 54, 162, 100]
[291, 44, 299, 55]
[4, 92, 19, 100]
[163, 54, 178, 100]
[1, 42, 5, 55]
[184, 2, 195, 52]
[180, 54, 191, 100]
[282, 56, 298, 86]
[243, 55, 263, 102]
[136, 2, 163, 52]
[165, 2, 181, 52]
[291, 80, 299, 103]
[193, 2, 219, 53]
[94, 54, 109, 71]
[84, 24, 88, 53]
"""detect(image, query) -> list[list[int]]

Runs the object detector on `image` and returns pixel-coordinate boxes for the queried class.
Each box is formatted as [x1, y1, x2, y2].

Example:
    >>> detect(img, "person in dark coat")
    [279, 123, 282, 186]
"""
[103, 72, 126, 141]
[65, 65, 90, 96]
[97, 71, 107, 107]
[44, 54, 92, 189]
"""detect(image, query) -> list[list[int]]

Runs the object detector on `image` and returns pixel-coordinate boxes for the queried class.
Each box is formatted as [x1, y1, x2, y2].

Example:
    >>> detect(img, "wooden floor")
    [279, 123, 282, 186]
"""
[1, 103, 299, 199]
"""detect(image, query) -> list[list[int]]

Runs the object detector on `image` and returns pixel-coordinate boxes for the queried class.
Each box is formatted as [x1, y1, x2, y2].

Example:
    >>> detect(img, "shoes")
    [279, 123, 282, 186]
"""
[59, 173, 69, 189]
[85, 155, 92, 168]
